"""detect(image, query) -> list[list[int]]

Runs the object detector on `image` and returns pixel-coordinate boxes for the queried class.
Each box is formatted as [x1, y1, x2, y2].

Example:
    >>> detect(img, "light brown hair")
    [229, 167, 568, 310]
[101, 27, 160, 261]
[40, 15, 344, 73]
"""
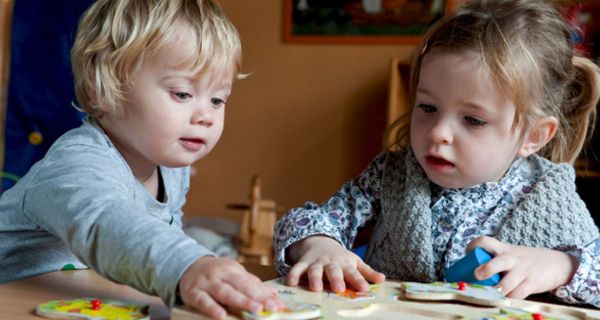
[387, 0, 600, 164]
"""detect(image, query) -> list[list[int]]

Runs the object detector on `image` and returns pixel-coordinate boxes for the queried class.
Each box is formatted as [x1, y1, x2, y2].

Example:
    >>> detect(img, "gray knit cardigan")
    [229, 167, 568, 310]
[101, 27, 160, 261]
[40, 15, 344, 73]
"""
[365, 151, 599, 282]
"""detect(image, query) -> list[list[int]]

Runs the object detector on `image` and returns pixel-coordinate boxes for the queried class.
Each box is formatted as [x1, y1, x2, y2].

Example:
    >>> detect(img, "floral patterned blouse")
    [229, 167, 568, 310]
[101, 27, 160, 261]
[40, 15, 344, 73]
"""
[274, 155, 600, 307]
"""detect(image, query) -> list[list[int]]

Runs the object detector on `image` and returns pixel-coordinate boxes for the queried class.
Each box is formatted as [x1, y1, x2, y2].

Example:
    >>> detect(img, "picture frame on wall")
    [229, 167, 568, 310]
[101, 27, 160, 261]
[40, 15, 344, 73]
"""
[283, 0, 459, 44]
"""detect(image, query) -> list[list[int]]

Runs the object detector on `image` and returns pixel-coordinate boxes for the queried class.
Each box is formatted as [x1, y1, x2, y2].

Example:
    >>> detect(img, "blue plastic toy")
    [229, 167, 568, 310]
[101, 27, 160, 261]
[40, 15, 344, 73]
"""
[444, 247, 501, 286]
[351, 244, 367, 259]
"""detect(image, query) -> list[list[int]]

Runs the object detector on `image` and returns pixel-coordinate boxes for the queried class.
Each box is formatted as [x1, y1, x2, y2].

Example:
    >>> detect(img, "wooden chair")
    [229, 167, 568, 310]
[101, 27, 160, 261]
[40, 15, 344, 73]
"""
[385, 57, 412, 148]
[227, 175, 281, 266]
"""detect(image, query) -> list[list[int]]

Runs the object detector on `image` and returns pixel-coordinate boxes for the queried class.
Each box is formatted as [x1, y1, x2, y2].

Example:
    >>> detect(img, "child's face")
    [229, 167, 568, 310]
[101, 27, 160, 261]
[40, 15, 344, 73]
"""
[410, 51, 523, 189]
[99, 23, 231, 173]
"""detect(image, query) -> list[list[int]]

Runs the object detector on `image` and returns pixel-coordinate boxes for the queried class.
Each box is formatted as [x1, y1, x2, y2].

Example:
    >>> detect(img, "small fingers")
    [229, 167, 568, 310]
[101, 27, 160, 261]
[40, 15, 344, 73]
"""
[474, 254, 515, 281]
[341, 266, 369, 292]
[467, 236, 504, 256]
[497, 272, 526, 298]
[185, 290, 228, 320]
[226, 276, 281, 311]
[287, 262, 309, 287]
[307, 264, 325, 292]
[357, 261, 386, 285]
[228, 274, 275, 300]
[210, 282, 262, 314]
[324, 264, 346, 292]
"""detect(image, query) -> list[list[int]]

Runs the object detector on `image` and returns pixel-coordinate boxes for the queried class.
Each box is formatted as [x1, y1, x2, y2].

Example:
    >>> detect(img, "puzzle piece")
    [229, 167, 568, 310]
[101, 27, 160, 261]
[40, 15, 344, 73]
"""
[36, 297, 149, 320]
[327, 286, 377, 301]
[171, 278, 600, 320]
[471, 307, 563, 320]
[337, 303, 464, 319]
[242, 303, 321, 320]
[522, 304, 595, 320]
[445, 247, 501, 286]
[401, 281, 508, 307]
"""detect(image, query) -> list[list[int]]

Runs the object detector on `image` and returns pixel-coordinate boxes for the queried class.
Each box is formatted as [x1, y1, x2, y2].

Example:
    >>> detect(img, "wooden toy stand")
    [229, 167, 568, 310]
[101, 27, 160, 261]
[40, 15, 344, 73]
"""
[227, 175, 280, 266]
[172, 279, 600, 320]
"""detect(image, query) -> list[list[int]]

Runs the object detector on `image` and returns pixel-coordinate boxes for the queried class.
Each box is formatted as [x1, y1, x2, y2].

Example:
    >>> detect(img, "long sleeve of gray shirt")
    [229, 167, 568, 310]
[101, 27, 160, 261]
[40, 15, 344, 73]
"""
[0, 118, 213, 306]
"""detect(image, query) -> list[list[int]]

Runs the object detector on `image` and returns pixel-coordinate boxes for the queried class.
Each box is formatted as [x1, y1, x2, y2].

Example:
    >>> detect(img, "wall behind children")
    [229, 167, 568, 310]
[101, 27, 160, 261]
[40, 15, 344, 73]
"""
[184, 0, 416, 220]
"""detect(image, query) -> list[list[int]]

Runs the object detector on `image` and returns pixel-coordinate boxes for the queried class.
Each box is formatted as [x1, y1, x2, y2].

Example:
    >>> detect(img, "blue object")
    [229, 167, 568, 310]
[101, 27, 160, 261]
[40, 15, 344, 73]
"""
[444, 247, 501, 286]
[351, 244, 367, 259]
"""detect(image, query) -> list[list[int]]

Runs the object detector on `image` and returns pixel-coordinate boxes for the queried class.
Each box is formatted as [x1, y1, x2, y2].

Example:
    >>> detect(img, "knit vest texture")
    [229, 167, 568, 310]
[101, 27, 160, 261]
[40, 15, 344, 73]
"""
[365, 151, 599, 282]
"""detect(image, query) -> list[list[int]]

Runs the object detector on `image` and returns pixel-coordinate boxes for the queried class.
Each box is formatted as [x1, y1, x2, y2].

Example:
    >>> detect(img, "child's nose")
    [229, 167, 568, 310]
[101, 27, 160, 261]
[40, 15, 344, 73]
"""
[192, 102, 214, 127]
[430, 120, 453, 145]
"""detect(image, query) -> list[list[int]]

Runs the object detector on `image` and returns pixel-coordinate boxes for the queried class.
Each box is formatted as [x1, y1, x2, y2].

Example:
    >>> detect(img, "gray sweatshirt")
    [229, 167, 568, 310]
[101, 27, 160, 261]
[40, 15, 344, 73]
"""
[0, 118, 212, 306]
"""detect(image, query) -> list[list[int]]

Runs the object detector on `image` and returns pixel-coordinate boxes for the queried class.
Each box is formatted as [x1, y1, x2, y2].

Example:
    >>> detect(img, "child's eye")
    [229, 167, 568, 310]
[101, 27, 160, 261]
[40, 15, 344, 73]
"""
[210, 97, 226, 107]
[465, 116, 487, 127]
[416, 104, 436, 113]
[173, 92, 192, 100]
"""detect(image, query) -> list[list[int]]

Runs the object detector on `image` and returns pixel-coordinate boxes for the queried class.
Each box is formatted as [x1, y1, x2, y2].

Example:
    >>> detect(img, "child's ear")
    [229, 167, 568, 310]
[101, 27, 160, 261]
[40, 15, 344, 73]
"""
[86, 87, 113, 114]
[86, 88, 105, 112]
[518, 116, 558, 157]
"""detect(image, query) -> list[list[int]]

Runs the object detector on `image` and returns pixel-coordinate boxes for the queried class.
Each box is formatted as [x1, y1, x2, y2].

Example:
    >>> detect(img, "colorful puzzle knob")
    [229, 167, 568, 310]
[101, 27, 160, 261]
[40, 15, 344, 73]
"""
[532, 313, 545, 320]
[444, 247, 501, 286]
[90, 299, 102, 310]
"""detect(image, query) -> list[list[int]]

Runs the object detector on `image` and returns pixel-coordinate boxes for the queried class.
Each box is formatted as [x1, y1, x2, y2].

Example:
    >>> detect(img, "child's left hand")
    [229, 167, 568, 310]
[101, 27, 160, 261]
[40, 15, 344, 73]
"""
[467, 236, 579, 299]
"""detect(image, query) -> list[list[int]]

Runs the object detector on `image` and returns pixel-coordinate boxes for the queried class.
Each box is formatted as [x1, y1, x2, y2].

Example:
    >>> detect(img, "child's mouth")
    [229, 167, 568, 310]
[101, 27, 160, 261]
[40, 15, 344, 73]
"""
[425, 155, 455, 171]
[180, 138, 206, 151]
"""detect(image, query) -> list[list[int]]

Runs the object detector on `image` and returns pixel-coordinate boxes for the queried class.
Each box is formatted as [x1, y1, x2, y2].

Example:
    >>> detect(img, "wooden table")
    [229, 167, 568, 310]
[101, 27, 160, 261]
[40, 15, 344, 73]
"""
[0, 263, 277, 320]
[172, 279, 600, 320]
[3, 264, 600, 320]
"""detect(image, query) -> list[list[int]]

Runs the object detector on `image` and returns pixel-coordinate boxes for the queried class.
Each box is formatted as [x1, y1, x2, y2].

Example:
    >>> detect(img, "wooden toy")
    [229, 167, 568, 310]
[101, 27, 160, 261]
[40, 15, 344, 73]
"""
[444, 247, 501, 286]
[36, 297, 149, 320]
[171, 278, 600, 320]
[227, 175, 281, 266]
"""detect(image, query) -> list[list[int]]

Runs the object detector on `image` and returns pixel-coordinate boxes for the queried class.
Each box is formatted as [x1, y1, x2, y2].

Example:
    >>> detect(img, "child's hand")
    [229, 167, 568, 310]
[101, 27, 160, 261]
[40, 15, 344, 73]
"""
[285, 235, 385, 293]
[468, 236, 579, 299]
[179, 256, 282, 320]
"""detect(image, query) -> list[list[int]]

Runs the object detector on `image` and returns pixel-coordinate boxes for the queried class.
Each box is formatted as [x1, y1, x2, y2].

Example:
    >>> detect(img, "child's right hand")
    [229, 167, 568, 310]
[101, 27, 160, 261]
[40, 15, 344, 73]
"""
[285, 235, 385, 293]
[179, 256, 282, 320]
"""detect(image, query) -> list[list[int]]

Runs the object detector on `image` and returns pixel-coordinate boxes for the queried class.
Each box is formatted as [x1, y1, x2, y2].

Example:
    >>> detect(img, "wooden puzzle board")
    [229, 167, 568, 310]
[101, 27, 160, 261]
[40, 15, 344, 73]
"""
[172, 278, 600, 320]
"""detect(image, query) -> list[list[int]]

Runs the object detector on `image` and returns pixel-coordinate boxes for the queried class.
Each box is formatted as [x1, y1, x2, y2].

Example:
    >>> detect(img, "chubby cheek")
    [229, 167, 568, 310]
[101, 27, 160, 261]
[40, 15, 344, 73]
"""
[458, 150, 501, 183]
[206, 126, 224, 152]
[409, 125, 427, 156]
[154, 120, 183, 143]
[212, 112, 225, 141]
